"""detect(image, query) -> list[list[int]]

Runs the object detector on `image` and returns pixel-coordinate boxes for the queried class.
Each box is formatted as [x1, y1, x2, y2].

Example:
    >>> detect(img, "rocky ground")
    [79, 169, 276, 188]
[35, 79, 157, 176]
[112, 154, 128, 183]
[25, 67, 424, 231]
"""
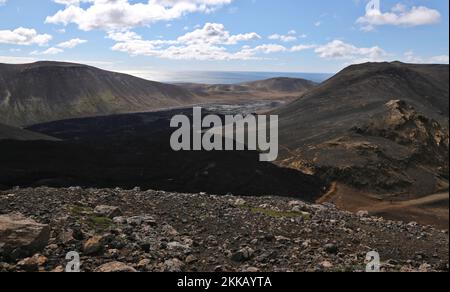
[0, 187, 448, 272]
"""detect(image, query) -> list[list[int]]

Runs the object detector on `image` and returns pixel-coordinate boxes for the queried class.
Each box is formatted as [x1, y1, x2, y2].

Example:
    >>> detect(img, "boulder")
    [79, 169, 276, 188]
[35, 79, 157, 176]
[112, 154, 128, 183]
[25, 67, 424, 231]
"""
[324, 243, 339, 254]
[58, 229, 75, 245]
[320, 260, 334, 269]
[167, 241, 190, 250]
[126, 215, 156, 227]
[95, 262, 137, 273]
[17, 254, 48, 272]
[231, 247, 254, 262]
[83, 236, 104, 255]
[94, 205, 122, 219]
[0, 213, 50, 261]
[163, 258, 184, 272]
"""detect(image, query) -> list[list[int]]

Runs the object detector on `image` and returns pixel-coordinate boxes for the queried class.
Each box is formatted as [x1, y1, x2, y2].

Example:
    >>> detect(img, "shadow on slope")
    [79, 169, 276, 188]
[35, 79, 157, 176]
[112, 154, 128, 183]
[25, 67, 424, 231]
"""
[0, 109, 326, 201]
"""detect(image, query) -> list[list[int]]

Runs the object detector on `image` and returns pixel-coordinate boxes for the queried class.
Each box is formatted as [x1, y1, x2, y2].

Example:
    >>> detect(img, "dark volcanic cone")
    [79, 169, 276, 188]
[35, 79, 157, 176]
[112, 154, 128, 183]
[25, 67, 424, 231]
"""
[275, 62, 449, 196]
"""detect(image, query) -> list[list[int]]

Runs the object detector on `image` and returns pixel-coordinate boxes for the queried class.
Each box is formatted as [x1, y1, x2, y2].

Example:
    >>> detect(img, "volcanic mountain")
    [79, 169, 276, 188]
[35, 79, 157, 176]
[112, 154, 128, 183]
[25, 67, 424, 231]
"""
[178, 77, 316, 101]
[242, 77, 317, 92]
[0, 62, 318, 127]
[0, 62, 197, 127]
[275, 62, 449, 197]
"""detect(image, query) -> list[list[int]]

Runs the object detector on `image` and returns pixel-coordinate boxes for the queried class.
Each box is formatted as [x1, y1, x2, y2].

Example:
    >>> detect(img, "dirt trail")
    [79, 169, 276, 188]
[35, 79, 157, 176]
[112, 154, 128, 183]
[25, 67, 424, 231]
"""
[317, 183, 449, 229]
[368, 192, 449, 213]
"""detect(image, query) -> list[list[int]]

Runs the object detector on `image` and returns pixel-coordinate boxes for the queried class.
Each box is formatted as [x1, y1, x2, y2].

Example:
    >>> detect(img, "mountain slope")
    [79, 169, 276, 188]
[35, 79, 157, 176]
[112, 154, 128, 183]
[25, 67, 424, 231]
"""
[0, 62, 197, 126]
[242, 77, 317, 92]
[0, 123, 58, 141]
[178, 77, 317, 101]
[275, 62, 449, 196]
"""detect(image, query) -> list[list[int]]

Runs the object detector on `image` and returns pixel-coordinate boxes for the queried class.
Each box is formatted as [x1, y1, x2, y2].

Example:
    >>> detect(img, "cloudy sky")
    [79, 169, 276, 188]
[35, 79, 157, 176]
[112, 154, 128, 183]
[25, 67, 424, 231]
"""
[0, 0, 448, 77]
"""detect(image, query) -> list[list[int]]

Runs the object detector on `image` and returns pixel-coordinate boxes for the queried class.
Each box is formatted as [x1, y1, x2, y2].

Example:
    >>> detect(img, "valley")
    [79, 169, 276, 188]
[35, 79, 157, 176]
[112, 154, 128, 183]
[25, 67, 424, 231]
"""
[0, 61, 448, 273]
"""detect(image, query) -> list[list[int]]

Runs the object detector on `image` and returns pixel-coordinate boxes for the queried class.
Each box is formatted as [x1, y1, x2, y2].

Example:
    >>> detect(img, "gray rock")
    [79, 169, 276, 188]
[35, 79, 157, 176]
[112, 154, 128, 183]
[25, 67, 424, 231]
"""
[95, 262, 137, 273]
[167, 242, 190, 250]
[59, 229, 75, 244]
[231, 247, 254, 262]
[324, 243, 338, 254]
[137, 259, 151, 269]
[243, 266, 260, 272]
[163, 258, 184, 272]
[275, 236, 291, 243]
[185, 255, 197, 264]
[94, 205, 122, 219]
[0, 213, 50, 261]
[83, 236, 104, 255]
[356, 210, 369, 217]
[17, 254, 48, 272]
[126, 216, 156, 226]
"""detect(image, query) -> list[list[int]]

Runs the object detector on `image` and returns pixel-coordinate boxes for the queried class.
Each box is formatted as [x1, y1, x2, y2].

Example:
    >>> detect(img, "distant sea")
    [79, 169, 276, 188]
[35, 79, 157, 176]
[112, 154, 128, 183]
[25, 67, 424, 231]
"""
[130, 71, 333, 84]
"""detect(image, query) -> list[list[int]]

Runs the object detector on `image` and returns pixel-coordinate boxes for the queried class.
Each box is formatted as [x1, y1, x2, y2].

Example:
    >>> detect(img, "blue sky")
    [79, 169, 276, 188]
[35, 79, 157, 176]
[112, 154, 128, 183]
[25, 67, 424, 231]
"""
[0, 0, 448, 78]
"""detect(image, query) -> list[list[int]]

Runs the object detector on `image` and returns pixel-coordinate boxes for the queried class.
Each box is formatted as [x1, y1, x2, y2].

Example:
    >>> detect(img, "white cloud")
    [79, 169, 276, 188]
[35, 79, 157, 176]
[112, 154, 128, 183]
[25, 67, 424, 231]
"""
[111, 39, 176, 56]
[111, 23, 268, 61]
[240, 44, 287, 54]
[268, 30, 306, 43]
[0, 55, 116, 67]
[357, 4, 441, 31]
[429, 55, 450, 64]
[291, 44, 316, 52]
[0, 27, 52, 46]
[315, 40, 387, 63]
[268, 34, 296, 43]
[46, 0, 234, 31]
[177, 23, 260, 45]
[0, 55, 36, 64]
[107, 31, 142, 42]
[31, 47, 64, 55]
[404, 51, 449, 64]
[0, 0, 7, 6]
[25, 38, 86, 57]
[57, 38, 87, 48]
[158, 44, 242, 61]
[110, 23, 324, 61]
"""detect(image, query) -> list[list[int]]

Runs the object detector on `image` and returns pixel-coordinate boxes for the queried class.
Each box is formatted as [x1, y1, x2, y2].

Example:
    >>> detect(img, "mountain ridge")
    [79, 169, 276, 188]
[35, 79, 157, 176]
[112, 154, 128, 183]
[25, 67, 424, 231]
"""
[276, 61, 449, 197]
[0, 61, 197, 126]
[0, 61, 318, 127]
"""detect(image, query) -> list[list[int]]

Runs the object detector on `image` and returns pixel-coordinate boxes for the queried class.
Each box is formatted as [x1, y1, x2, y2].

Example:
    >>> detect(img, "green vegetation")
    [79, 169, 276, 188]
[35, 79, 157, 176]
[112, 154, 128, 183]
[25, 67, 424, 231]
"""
[69, 205, 94, 216]
[87, 216, 114, 229]
[69, 205, 114, 230]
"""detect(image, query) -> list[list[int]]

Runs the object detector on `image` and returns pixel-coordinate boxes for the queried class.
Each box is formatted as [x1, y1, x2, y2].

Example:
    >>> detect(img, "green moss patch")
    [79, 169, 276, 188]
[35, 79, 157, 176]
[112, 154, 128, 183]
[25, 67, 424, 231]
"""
[87, 216, 114, 229]
[68, 205, 114, 231]
[69, 205, 94, 216]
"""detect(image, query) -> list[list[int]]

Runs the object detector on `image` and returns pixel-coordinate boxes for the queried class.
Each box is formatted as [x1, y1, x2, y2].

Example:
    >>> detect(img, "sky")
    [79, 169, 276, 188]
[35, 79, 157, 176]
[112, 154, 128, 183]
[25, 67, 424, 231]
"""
[0, 0, 448, 78]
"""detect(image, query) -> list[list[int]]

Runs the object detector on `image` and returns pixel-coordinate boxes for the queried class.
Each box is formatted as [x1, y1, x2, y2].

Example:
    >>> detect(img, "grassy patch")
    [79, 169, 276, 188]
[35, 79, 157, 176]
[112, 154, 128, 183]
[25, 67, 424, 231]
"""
[68, 205, 114, 231]
[69, 205, 94, 216]
[87, 216, 114, 229]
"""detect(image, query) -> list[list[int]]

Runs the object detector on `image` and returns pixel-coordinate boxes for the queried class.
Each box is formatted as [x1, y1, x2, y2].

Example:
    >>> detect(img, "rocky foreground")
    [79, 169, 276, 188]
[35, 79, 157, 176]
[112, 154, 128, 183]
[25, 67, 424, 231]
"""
[0, 187, 448, 272]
